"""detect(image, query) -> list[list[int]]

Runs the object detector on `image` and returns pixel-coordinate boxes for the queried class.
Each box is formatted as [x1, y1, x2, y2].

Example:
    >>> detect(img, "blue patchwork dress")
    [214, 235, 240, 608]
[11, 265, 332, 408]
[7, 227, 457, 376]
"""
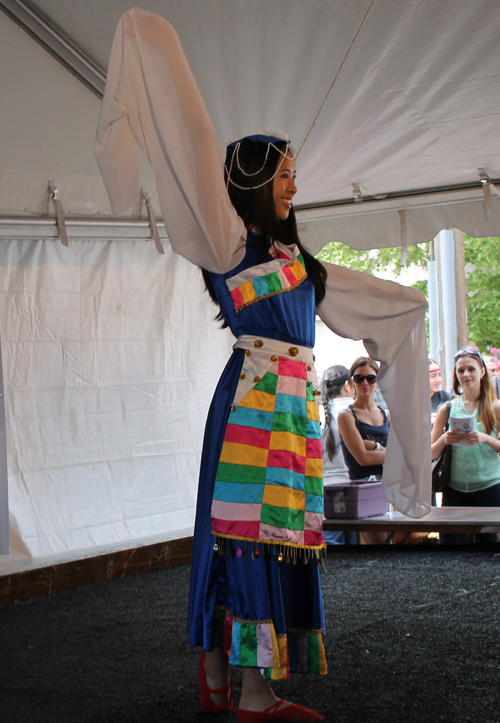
[187, 233, 327, 680]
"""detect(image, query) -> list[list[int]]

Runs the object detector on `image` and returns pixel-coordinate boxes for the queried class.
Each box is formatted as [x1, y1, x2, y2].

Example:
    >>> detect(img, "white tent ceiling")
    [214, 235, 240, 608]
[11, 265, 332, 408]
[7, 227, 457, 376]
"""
[0, 0, 499, 251]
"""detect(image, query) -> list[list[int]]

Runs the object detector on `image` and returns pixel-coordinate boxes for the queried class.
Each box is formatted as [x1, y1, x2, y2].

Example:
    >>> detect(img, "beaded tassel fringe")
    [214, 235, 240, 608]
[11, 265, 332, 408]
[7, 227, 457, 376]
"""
[212, 535, 326, 568]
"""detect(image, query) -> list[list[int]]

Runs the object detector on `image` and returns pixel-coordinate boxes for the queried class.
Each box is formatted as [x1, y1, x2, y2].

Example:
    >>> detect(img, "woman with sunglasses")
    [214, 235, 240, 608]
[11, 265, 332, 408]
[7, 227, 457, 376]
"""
[431, 348, 500, 543]
[338, 357, 390, 544]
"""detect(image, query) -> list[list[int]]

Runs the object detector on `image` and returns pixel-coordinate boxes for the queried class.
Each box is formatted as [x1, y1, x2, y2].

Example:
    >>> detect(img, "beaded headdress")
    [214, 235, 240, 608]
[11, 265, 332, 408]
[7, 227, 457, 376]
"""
[225, 133, 295, 191]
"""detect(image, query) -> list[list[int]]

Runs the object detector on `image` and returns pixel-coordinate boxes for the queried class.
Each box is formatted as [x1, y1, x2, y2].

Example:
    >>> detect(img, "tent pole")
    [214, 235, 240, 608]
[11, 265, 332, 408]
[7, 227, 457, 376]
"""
[0, 0, 105, 97]
[453, 229, 469, 349]
[427, 238, 440, 364]
[439, 230, 458, 392]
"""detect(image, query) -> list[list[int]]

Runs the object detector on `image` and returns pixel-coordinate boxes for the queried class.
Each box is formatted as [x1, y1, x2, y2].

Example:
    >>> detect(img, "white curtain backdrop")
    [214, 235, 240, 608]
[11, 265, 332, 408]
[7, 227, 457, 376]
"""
[0, 238, 233, 572]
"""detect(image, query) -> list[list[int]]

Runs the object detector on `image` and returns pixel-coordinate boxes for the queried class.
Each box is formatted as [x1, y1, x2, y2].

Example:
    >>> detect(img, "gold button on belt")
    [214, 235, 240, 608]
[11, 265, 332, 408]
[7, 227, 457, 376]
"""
[288, 346, 299, 357]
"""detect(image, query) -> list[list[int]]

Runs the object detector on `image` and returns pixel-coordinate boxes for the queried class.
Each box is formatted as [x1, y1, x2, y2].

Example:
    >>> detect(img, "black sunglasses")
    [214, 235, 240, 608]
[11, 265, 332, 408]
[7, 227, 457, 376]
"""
[352, 373, 377, 384]
[454, 348, 485, 366]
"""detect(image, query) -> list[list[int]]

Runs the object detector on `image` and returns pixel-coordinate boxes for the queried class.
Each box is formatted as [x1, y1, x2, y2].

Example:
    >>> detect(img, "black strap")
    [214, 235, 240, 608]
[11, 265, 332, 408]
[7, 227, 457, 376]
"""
[444, 400, 452, 430]
[347, 404, 387, 431]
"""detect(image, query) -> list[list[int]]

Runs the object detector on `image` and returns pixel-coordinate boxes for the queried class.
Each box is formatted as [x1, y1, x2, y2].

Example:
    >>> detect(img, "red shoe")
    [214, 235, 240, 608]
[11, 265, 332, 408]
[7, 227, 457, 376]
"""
[236, 699, 323, 722]
[199, 651, 233, 713]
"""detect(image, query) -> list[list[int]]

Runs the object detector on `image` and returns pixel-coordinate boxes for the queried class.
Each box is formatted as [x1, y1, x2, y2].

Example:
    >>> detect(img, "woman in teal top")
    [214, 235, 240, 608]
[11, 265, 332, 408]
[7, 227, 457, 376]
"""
[431, 348, 500, 543]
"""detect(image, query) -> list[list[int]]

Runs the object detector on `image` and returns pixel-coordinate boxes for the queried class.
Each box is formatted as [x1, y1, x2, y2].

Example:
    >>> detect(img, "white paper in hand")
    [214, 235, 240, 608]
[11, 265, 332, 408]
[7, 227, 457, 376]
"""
[450, 415, 475, 446]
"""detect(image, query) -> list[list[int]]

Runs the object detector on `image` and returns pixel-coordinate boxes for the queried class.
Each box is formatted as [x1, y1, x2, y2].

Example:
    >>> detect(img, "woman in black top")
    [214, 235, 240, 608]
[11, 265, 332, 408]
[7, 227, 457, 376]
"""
[338, 358, 389, 477]
[338, 357, 390, 544]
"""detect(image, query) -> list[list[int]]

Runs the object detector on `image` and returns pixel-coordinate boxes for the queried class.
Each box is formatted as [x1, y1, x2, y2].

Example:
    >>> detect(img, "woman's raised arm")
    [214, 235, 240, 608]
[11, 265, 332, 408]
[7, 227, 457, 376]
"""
[94, 8, 245, 273]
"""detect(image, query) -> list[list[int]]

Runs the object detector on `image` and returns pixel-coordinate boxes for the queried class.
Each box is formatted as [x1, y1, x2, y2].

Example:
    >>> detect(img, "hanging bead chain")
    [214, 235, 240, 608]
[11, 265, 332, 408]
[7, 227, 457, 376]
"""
[224, 141, 296, 191]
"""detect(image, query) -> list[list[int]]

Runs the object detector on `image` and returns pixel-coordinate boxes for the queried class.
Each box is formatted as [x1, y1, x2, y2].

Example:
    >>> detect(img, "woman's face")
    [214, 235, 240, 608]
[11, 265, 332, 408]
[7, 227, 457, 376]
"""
[351, 364, 378, 397]
[272, 151, 297, 220]
[455, 355, 485, 389]
[429, 364, 443, 395]
[485, 359, 498, 377]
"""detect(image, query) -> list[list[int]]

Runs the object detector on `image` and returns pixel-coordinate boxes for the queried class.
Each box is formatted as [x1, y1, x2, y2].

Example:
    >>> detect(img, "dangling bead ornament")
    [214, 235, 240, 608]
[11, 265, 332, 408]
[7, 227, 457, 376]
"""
[224, 133, 295, 192]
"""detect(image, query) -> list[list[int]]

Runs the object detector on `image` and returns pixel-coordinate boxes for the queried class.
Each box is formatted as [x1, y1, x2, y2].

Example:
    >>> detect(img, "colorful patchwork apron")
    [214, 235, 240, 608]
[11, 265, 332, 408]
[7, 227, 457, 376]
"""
[211, 335, 325, 554]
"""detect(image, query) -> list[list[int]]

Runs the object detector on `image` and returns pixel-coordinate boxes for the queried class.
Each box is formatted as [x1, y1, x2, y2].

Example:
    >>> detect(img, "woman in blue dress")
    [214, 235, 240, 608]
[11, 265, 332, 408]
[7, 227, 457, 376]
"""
[95, 8, 432, 723]
[190, 135, 328, 722]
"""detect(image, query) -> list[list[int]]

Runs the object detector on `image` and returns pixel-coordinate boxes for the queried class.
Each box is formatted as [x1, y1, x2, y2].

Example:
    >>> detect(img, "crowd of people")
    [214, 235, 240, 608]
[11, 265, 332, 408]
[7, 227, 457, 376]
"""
[321, 346, 500, 545]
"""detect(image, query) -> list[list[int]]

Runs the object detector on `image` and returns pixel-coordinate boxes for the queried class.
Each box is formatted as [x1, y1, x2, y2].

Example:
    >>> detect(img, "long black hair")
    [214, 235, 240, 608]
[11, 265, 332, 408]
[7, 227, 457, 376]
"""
[202, 138, 327, 320]
[321, 365, 352, 461]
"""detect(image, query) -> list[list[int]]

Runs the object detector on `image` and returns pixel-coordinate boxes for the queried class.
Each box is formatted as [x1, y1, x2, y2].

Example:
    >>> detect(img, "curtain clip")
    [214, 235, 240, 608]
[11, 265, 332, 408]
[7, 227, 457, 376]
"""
[478, 168, 491, 215]
[48, 181, 68, 247]
[142, 191, 164, 255]
[351, 183, 362, 202]
[398, 209, 408, 266]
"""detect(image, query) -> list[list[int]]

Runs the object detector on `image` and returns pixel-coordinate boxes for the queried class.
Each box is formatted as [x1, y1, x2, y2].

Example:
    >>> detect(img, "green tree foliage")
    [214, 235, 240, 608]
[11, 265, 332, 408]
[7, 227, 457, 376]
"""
[316, 241, 428, 284]
[463, 235, 500, 351]
[316, 235, 500, 352]
[317, 241, 430, 341]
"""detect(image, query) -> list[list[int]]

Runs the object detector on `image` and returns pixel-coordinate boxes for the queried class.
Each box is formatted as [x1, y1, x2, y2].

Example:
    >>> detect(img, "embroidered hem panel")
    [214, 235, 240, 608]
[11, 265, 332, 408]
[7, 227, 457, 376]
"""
[213, 605, 328, 680]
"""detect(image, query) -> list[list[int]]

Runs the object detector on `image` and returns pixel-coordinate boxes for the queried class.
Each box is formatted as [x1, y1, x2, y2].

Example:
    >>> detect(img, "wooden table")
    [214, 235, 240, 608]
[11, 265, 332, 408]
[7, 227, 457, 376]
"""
[323, 507, 500, 541]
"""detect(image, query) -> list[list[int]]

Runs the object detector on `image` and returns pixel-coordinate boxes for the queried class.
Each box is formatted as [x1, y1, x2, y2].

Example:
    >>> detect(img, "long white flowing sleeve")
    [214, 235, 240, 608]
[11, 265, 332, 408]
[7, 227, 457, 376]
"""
[317, 262, 431, 518]
[94, 7, 245, 273]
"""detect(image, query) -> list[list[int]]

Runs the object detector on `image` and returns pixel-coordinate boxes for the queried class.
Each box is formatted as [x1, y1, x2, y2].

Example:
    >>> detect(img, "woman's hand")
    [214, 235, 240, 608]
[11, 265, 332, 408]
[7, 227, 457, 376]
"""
[442, 428, 500, 451]
[462, 425, 500, 452]
[455, 430, 484, 446]
[444, 429, 470, 445]
[434, 428, 481, 449]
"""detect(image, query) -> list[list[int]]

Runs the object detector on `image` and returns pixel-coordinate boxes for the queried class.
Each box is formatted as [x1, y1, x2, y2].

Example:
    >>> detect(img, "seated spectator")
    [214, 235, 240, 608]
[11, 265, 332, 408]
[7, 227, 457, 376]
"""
[338, 357, 390, 544]
[321, 365, 356, 545]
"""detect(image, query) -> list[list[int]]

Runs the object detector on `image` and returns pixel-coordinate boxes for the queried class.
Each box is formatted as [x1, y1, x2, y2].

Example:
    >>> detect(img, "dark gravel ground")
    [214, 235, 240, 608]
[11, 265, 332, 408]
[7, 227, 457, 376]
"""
[1, 545, 500, 723]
